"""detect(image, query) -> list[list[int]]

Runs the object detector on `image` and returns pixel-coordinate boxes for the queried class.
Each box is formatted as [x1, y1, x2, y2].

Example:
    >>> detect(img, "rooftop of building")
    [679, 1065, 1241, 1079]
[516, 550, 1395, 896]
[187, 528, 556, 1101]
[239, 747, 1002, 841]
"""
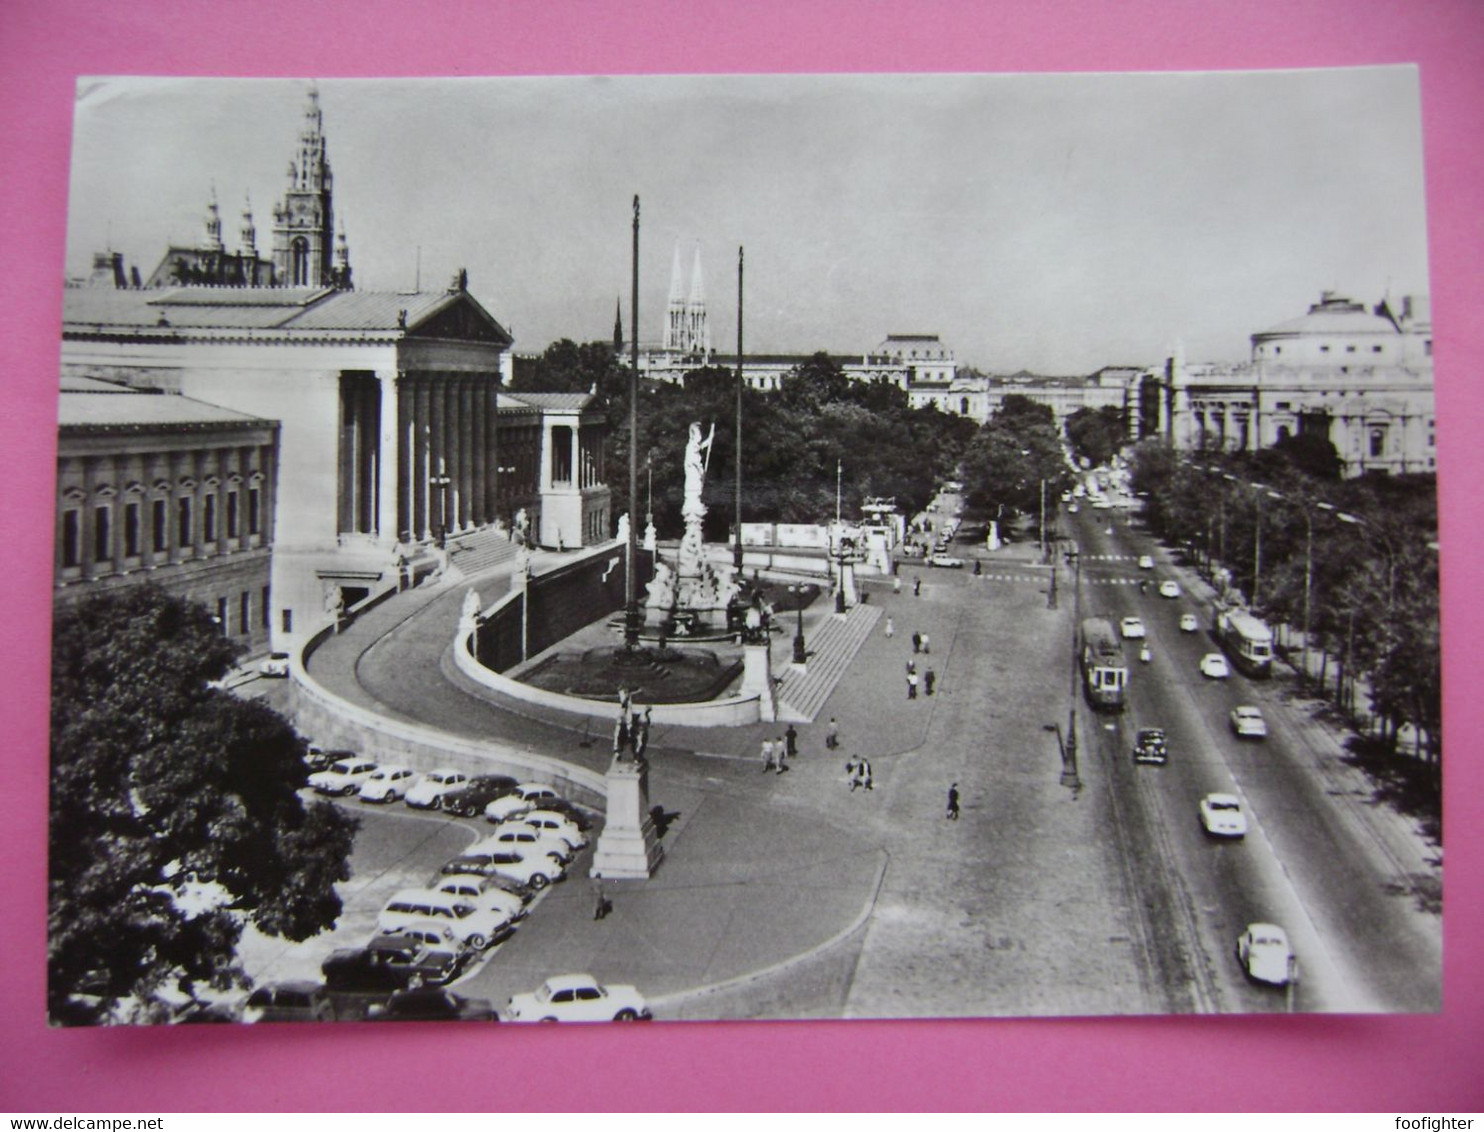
[58, 388, 274, 430]
[1256, 291, 1429, 339]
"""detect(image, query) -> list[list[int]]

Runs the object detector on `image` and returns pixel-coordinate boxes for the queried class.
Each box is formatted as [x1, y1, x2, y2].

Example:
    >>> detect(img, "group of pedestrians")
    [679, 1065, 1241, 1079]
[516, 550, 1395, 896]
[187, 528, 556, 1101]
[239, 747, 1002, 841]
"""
[761, 724, 800, 774]
[844, 755, 874, 791]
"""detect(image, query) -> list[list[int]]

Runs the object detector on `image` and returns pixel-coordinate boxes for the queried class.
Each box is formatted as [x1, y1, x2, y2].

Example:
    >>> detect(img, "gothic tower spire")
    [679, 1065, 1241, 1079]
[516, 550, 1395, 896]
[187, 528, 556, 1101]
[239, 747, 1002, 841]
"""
[203, 185, 223, 252]
[271, 82, 342, 288]
[239, 192, 257, 257]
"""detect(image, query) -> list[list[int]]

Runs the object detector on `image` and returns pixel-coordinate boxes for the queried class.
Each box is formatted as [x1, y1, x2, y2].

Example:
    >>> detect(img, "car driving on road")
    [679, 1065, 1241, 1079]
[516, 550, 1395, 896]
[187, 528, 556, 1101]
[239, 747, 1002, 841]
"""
[1120, 616, 1146, 640]
[1158, 580, 1181, 598]
[1229, 705, 1268, 738]
[1237, 923, 1294, 985]
[1199, 793, 1248, 838]
[1179, 613, 1199, 633]
[1199, 653, 1231, 679]
[1132, 727, 1168, 765]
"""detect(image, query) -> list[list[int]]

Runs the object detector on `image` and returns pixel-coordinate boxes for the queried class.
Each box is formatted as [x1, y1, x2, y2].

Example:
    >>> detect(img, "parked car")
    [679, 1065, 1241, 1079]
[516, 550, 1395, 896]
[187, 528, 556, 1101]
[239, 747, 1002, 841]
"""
[242, 980, 335, 1023]
[440, 849, 560, 891]
[1230, 705, 1268, 738]
[358, 766, 421, 803]
[369, 988, 498, 1022]
[433, 876, 529, 922]
[1120, 616, 1146, 640]
[1199, 653, 1230, 679]
[1199, 793, 1248, 838]
[1132, 727, 1168, 765]
[259, 652, 291, 678]
[523, 811, 590, 851]
[303, 745, 346, 774]
[1159, 580, 1181, 598]
[308, 757, 380, 797]
[1236, 923, 1294, 985]
[484, 783, 562, 823]
[1179, 613, 1199, 633]
[485, 826, 573, 866]
[442, 774, 521, 818]
[321, 938, 462, 993]
[534, 798, 595, 831]
[378, 888, 517, 951]
[1138, 555, 1154, 570]
[505, 974, 652, 1022]
[404, 768, 472, 810]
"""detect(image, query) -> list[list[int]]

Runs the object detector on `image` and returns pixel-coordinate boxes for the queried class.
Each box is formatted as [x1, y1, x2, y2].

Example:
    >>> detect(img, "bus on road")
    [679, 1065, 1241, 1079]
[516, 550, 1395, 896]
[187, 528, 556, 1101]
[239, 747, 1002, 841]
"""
[1081, 617, 1128, 710]
[1215, 606, 1274, 678]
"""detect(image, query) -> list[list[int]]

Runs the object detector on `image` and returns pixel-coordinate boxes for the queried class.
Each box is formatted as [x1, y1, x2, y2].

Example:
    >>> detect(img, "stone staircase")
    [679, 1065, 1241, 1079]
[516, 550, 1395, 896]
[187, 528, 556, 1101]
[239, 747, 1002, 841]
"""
[774, 603, 882, 722]
[446, 526, 522, 577]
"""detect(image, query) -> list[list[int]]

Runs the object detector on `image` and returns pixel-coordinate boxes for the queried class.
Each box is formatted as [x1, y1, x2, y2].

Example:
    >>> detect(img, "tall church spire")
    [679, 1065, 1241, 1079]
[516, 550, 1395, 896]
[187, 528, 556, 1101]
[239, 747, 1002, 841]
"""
[203, 185, 223, 252]
[614, 297, 624, 353]
[239, 192, 257, 257]
[271, 81, 343, 288]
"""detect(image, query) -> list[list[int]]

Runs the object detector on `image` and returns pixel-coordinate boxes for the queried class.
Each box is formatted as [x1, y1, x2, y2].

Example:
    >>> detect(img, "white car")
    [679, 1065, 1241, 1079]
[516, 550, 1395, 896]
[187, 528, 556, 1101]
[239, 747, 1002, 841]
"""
[1138, 555, 1154, 570]
[1237, 923, 1294, 986]
[505, 974, 652, 1022]
[1067, 503, 1080, 514]
[483, 827, 573, 867]
[484, 783, 562, 823]
[1230, 705, 1268, 739]
[404, 768, 471, 810]
[1199, 793, 1248, 838]
[929, 554, 964, 568]
[523, 811, 589, 851]
[433, 876, 529, 922]
[1120, 616, 1146, 640]
[1200, 653, 1231, 679]
[259, 652, 291, 678]
[446, 846, 564, 890]
[377, 888, 517, 952]
[308, 758, 380, 797]
[358, 766, 421, 803]
[1179, 613, 1199, 633]
[1159, 580, 1181, 598]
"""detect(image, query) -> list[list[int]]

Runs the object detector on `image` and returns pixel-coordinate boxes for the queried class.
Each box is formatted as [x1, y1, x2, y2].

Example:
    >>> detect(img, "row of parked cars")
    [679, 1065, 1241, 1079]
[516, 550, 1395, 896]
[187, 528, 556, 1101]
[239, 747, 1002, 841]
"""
[219, 754, 642, 1022]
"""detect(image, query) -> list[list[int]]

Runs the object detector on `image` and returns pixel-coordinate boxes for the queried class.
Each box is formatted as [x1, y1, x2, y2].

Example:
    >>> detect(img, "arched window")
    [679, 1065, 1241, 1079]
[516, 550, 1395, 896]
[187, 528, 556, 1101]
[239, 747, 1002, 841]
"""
[1369, 428, 1386, 458]
[960, 397, 970, 415]
[1276, 425, 1291, 443]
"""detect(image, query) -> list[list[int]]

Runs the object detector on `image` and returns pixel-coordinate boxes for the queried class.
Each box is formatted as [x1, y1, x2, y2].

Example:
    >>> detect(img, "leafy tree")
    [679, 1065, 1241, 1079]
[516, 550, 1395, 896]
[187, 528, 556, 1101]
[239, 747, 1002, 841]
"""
[961, 395, 1071, 523]
[49, 586, 358, 1024]
[1064, 405, 1128, 468]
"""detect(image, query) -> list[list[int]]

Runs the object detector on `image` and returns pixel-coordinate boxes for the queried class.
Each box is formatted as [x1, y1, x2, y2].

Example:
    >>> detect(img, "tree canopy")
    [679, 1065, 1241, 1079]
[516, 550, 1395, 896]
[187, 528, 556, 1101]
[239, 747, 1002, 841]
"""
[960, 394, 1073, 523]
[1064, 405, 1128, 468]
[49, 586, 358, 1024]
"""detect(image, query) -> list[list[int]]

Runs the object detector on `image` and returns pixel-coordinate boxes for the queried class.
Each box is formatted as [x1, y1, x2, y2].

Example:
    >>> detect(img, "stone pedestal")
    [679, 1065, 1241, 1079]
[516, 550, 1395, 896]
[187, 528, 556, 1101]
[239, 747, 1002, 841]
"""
[841, 562, 858, 606]
[591, 755, 664, 879]
[739, 640, 778, 722]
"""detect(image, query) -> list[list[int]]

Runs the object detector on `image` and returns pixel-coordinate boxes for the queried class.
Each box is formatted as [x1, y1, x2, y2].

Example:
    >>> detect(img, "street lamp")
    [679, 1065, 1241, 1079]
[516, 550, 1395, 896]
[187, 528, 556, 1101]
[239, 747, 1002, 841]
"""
[429, 471, 452, 548]
[1062, 543, 1082, 791]
[788, 582, 808, 665]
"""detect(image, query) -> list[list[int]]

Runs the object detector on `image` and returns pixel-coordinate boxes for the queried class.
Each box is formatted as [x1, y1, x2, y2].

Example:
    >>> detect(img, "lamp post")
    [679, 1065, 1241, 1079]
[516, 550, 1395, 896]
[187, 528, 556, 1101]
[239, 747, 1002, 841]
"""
[788, 582, 807, 665]
[624, 194, 641, 650]
[1062, 544, 1082, 790]
[430, 470, 452, 548]
[734, 246, 744, 572]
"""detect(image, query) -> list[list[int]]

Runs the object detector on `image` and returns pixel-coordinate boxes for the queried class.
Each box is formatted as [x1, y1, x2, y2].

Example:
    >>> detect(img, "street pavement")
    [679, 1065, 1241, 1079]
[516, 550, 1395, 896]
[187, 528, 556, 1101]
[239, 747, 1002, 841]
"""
[267, 506, 1438, 1019]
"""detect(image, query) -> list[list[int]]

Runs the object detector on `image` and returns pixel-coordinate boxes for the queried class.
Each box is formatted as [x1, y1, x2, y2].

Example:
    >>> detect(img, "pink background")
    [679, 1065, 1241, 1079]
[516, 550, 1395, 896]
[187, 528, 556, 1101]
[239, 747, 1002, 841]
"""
[2, 0, 1480, 1112]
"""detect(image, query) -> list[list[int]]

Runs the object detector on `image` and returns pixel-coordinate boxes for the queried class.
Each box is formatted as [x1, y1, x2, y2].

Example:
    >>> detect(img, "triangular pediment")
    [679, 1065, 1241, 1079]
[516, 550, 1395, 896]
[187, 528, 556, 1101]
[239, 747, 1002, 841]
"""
[407, 294, 513, 346]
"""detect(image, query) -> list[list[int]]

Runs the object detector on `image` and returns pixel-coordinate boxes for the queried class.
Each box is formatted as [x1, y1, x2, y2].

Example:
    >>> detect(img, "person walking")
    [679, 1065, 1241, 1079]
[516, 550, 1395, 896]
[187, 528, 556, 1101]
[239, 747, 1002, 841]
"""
[946, 783, 960, 820]
[893, 575, 902, 595]
[846, 756, 860, 791]
[784, 724, 798, 760]
[775, 737, 790, 774]
[911, 631, 922, 654]
[826, 717, 840, 750]
[913, 575, 922, 597]
[921, 632, 931, 655]
[858, 756, 874, 791]
[907, 670, 919, 699]
[592, 876, 612, 919]
[885, 616, 895, 639]
[761, 736, 776, 773]
[924, 667, 936, 696]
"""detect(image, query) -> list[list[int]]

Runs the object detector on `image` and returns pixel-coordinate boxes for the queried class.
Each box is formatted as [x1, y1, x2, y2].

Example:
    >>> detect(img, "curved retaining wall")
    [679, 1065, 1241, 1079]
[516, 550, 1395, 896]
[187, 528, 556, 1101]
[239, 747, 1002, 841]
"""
[454, 587, 764, 728]
[289, 616, 607, 811]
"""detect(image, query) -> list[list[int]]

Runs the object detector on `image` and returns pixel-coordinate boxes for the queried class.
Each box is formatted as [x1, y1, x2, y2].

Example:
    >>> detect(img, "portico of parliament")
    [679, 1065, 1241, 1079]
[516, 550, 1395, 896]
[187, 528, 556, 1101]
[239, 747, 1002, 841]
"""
[58, 87, 611, 653]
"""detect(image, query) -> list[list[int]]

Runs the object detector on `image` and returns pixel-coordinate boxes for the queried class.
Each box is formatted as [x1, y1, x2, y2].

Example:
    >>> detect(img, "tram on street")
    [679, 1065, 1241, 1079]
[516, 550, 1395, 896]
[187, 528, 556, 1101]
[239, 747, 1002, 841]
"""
[1214, 605, 1274, 678]
[1080, 616, 1128, 710]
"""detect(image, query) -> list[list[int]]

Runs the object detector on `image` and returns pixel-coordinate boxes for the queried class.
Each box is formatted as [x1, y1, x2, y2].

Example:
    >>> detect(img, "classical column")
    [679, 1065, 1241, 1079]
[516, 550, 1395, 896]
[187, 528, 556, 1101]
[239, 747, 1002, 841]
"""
[459, 377, 474, 530]
[540, 419, 555, 492]
[412, 376, 430, 539]
[377, 370, 400, 543]
[471, 381, 487, 525]
[569, 424, 580, 490]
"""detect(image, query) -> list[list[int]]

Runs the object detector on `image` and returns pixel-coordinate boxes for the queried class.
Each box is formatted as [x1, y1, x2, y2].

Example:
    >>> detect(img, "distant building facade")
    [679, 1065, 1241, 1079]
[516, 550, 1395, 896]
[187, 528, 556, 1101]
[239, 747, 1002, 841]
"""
[1140, 291, 1435, 476]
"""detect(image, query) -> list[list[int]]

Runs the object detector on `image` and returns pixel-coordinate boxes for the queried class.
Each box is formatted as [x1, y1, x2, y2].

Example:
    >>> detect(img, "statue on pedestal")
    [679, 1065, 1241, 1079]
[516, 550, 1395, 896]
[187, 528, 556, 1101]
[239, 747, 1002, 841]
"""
[459, 588, 482, 633]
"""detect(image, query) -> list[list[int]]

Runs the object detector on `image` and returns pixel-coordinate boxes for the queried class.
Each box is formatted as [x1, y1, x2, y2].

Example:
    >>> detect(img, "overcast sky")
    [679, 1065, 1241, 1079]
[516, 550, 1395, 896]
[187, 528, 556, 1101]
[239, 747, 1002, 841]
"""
[65, 69, 1429, 374]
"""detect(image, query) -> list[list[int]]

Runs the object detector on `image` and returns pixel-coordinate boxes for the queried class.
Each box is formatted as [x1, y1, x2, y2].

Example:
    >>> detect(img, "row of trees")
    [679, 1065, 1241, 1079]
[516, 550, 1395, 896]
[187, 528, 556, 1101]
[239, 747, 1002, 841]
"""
[50, 587, 358, 1024]
[959, 394, 1075, 533]
[513, 342, 978, 538]
[1130, 439, 1441, 775]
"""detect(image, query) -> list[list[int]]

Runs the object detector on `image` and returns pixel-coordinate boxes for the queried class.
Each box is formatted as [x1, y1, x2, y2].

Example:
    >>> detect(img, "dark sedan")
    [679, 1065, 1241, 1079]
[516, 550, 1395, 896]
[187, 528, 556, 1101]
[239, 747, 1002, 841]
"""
[442, 774, 521, 818]
[368, 988, 498, 1022]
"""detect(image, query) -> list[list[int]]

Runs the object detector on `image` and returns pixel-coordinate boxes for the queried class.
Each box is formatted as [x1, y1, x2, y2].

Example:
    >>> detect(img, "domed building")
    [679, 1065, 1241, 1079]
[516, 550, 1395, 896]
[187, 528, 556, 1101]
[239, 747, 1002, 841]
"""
[1140, 290, 1434, 476]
